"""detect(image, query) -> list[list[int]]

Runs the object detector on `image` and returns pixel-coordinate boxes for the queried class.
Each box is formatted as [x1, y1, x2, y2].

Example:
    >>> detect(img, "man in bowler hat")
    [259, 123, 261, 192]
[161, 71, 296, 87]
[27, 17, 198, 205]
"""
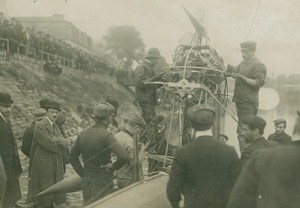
[69, 102, 128, 206]
[29, 101, 68, 208]
[227, 41, 267, 153]
[0, 92, 22, 208]
[167, 104, 239, 208]
[268, 118, 292, 144]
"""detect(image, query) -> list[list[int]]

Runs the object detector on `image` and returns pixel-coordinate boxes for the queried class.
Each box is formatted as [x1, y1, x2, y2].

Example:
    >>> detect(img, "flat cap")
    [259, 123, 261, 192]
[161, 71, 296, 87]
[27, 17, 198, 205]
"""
[92, 102, 115, 118]
[0, 92, 13, 106]
[242, 115, 266, 131]
[274, 118, 286, 125]
[44, 101, 62, 111]
[186, 104, 216, 124]
[32, 107, 47, 116]
[240, 41, 257, 51]
[124, 114, 146, 128]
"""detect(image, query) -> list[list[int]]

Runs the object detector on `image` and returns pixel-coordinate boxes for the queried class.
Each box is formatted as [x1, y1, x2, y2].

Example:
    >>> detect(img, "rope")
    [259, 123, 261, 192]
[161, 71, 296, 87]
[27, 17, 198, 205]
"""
[245, 0, 263, 38]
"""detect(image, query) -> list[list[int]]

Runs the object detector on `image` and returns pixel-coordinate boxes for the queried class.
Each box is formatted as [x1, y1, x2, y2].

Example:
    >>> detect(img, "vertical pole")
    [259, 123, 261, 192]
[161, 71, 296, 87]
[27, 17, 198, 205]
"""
[133, 134, 140, 182]
[6, 39, 9, 61]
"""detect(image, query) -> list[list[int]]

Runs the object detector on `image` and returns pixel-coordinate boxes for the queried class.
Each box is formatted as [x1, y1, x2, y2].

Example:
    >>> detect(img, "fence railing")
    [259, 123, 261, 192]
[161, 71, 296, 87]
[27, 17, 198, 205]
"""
[0, 37, 90, 71]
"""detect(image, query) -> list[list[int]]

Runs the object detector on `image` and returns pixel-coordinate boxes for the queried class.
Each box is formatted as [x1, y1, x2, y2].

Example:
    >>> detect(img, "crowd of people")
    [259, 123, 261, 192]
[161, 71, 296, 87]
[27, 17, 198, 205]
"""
[0, 13, 116, 75]
[0, 41, 299, 208]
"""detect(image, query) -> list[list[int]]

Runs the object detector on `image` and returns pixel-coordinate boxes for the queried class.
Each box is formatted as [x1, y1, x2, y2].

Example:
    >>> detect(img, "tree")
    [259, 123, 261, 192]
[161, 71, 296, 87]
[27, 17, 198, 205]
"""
[102, 25, 145, 70]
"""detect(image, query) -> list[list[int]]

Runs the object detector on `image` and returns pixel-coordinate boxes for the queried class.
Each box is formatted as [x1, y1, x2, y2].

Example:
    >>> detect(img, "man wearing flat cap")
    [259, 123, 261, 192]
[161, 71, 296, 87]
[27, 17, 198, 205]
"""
[239, 115, 277, 168]
[167, 104, 239, 208]
[268, 118, 292, 145]
[134, 47, 163, 125]
[69, 102, 129, 206]
[21, 107, 47, 158]
[29, 100, 68, 208]
[115, 114, 146, 188]
[227, 41, 267, 153]
[0, 92, 22, 208]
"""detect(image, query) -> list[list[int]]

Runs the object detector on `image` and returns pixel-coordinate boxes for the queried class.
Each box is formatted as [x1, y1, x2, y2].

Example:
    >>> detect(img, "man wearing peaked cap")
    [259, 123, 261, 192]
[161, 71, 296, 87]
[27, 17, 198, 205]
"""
[167, 104, 239, 208]
[268, 118, 292, 144]
[69, 102, 128, 206]
[115, 114, 146, 188]
[227, 40, 267, 153]
[0, 92, 22, 208]
[239, 115, 277, 168]
[134, 47, 163, 125]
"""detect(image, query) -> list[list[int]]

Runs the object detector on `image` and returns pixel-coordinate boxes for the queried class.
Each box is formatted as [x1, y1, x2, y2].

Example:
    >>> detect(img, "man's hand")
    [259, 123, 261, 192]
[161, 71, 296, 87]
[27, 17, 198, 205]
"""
[225, 65, 237, 78]
[100, 163, 114, 172]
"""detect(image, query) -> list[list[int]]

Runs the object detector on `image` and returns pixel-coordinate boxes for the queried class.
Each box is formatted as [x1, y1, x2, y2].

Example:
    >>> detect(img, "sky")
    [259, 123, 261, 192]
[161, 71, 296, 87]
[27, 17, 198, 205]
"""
[3, 0, 300, 76]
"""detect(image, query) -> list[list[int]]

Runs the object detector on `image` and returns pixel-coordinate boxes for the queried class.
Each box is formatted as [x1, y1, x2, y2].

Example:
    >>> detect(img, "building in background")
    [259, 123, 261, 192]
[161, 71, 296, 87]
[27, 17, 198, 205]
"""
[15, 14, 93, 52]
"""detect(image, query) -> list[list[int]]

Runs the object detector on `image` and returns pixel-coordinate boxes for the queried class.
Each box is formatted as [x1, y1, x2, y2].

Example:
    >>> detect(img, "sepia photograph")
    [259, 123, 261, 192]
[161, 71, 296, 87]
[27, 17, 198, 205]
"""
[0, 0, 300, 207]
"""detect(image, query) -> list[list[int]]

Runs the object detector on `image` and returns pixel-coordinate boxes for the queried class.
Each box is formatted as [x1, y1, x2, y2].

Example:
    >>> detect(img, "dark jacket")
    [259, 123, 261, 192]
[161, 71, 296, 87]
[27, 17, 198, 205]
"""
[0, 155, 7, 208]
[268, 132, 292, 145]
[134, 61, 159, 105]
[233, 57, 266, 104]
[240, 137, 277, 167]
[0, 116, 22, 207]
[167, 136, 239, 208]
[69, 122, 128, 177]
[228, 141, 300, 208]
[21, 121, 36, 157]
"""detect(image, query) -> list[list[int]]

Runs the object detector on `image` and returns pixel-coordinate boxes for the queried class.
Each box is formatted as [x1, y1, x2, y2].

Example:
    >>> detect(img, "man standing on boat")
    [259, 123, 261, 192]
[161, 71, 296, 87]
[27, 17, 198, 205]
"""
[227, 41, 267, 153]
[167, 104, 239, 208]
[134, 48, 163, 125]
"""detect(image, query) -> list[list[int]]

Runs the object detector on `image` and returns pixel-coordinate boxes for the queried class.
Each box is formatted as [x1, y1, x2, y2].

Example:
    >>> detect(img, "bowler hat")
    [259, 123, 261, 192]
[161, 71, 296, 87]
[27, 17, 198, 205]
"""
[0, 92, 13, 106]
[44, 101, 62, 111]
[32, 107, 47, 116]
[91, 102, 115, 118]
[39, 98, 50, 109]
[124, 114, 146, 128]
[240, 41, 257, 51]
[274, 118, 286, 125]
[145, 48, 161, 59]
[186, 104, 216, 125]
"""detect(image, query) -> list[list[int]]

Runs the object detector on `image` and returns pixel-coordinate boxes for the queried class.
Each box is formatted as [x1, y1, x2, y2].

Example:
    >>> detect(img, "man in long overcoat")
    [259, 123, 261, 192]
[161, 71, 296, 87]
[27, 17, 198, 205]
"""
[167, 104, 239, 208]
[0, 92, 22, 208]
[29, 101, 68, 208]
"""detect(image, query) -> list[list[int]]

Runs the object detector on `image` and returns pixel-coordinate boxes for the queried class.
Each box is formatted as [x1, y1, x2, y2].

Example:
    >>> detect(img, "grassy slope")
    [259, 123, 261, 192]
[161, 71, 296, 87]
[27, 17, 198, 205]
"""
[0, 60, 138, 138]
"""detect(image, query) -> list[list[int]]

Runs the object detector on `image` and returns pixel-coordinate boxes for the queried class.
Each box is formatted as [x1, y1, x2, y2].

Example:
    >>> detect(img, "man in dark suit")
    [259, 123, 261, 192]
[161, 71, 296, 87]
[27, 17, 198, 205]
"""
[228, 140, 300, 208]
[167, 104, 239, 208]
[0, 92, 22, 208]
